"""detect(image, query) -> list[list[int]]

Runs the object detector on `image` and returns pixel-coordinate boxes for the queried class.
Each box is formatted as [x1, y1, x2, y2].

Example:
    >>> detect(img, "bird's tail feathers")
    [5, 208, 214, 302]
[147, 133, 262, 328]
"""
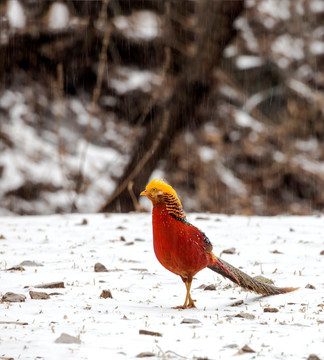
[208, 256, 298, 296]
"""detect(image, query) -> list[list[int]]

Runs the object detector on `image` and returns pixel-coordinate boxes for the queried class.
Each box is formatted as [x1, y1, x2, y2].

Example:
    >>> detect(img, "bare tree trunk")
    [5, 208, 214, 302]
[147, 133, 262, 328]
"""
[100, 0, 244, 213]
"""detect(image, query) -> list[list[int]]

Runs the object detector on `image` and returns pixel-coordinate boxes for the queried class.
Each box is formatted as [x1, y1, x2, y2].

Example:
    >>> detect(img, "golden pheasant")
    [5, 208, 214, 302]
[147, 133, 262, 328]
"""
[141, 179, 298, 309]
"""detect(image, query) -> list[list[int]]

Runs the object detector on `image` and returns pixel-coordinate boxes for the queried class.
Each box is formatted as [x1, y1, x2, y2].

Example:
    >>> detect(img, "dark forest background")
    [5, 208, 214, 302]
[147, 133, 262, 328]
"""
[0, 0, 323, 216]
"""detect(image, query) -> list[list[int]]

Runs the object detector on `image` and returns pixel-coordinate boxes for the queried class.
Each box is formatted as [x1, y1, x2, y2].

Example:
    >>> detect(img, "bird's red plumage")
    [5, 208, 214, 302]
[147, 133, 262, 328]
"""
[152, 203, 213, 280]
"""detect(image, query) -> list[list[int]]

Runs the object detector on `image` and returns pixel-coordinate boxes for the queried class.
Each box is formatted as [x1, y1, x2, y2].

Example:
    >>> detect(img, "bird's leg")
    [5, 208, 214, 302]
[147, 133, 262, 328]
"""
[186, 281, 196, 308]
[173, 278, 196, 309]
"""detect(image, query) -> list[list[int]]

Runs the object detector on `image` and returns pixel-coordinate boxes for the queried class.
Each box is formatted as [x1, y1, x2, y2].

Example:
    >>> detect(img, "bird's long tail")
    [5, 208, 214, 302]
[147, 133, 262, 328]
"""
[208, 256, 298, 296]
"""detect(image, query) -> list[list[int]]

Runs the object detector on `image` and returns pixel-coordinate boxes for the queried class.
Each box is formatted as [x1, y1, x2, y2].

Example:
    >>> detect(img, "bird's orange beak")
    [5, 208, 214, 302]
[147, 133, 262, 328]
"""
[140, 189, 149, 197]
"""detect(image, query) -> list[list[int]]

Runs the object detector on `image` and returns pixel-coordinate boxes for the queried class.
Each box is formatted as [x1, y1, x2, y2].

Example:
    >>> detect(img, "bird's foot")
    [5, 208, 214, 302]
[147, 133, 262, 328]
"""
[172, 299, 196, 310]
[172, 305, 187, 310]
[188, 299, 196, 308]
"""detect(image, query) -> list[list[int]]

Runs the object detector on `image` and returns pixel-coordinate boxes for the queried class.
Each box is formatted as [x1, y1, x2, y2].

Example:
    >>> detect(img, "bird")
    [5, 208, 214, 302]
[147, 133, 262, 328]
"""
[140, 178, 298, 309]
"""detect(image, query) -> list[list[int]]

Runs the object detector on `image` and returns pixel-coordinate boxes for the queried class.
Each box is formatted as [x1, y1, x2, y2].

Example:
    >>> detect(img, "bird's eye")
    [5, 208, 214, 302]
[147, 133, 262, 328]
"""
[152, 188, 156, 192]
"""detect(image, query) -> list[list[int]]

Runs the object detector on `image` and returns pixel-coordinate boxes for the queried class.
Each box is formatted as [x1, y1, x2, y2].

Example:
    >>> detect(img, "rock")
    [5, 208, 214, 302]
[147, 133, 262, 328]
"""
[204, 284, 216, 291]
[125, 241, 134, 246]
[139, 329, 162, 337]
[270, 249, 283, 254]
[305, 284, 316, 290]
[222, 247, 236, 255]
[136, 352, 155, 358]
[19, 260, 43, 267]
[181, 318, 201, 324]
[239, 345, 256, 353]
[235, 312, 255, 320]
[307, 354, 321, 360]
[230, 300, 244, 307]
[76, 218, 88, 225]
[35, 281, 64, 289]
[29, 291, 50, 300]
[1, 292, 26, 303]
[55, 333, 81, 344]
[320, 250, 324, 255]
[94, 263, 108, 272]
[100, 290, 113, 299]
[264, 307, 279, 313]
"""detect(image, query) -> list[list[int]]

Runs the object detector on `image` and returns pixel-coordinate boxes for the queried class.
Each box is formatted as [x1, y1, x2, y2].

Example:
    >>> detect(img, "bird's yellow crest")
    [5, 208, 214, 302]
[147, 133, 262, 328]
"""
[142, 179, 182, 205]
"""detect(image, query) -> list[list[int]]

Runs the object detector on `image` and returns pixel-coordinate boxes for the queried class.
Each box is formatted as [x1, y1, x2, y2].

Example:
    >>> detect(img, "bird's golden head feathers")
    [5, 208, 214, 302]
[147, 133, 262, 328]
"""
[140, 178, 182, 206]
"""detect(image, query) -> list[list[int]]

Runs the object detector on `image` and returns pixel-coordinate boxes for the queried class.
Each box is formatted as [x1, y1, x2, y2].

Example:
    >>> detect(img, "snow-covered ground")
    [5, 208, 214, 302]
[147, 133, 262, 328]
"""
[0, 213, 323, 360]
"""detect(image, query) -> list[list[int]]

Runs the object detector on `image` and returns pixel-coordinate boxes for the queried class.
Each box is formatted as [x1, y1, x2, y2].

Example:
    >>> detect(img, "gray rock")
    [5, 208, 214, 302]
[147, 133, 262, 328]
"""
[94, 263, 109, 272]
[29, 291, 50, 300]
[55, 333, 81, 344]
[2, 292, 26, 303]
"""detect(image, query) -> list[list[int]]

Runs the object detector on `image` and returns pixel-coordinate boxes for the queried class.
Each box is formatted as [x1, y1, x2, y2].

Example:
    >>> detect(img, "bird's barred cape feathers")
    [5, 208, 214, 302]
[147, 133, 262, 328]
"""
[144, 179, 186, 220]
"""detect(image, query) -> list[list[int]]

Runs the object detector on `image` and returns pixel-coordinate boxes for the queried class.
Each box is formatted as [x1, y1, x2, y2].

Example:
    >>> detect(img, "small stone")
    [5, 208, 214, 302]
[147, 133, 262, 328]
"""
[136, 352, 155, 358]
[1, 292, 26, 303]
[116, 226, 126, 230]
[264, 307, 279, 313]
[230, 300, 244, 307]
[55, 333, 81, 344]
[29, 291, 50, 300]
[19, 260, 43, 267]
[100, 290, 113, 299]
[76, 218, 88, 225]
[305, 284, 316, 290]
[222, 247, 236, 255]
[235, 312, 255, 320]
[94, 263, 108, 272]
[125, 241, 134, 246]
[320, 250, 324, 255]
[120, 236, 126, 241]
[271, 249, 283, 254]
[181, 318, 201, 324]
[240, 345, 256, 353]
[307, 355, 321, 360]
[35, 282, 64, 289]
[204, 284, 216, 291]
[139, 329, 162, 337]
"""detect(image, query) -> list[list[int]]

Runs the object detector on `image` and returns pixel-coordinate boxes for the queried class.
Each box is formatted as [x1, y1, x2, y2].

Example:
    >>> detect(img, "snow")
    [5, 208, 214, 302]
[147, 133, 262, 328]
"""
[236, 55, 264, 70]
[113, 11, 161, 40]
[272, 35, 304, 61]
[7, 0, 26, 29]
[110, 67, 162, 94]
[233, 109, 265, 132]
[310, 40, 324, 55]
[310, 0, 324, 13]
[0, 213, 322, 359]
[48, 2, 70, 30]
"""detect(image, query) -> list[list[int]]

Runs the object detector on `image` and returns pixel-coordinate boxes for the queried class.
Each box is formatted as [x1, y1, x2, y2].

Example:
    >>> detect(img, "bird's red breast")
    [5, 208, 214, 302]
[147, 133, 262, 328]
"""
[152, 203, 213, 279]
